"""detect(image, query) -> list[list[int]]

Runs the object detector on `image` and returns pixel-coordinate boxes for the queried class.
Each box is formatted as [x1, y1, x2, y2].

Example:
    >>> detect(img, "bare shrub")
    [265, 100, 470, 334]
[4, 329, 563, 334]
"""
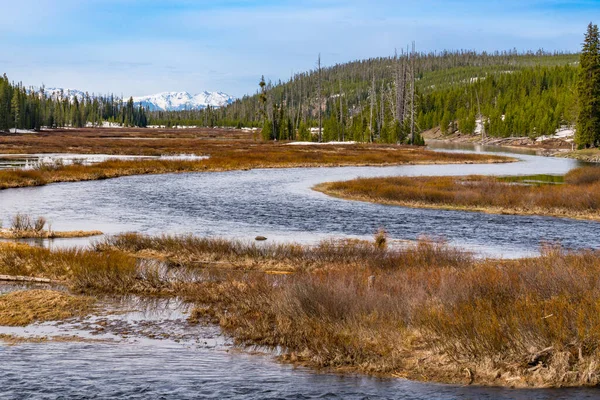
[33, 216, 47, 232]
[11, 213, 32, 232]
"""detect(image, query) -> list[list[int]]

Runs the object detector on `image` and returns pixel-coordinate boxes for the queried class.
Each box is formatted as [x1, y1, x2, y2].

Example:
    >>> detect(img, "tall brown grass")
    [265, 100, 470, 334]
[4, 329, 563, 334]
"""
[4, 234, 600, 386]
[316, 166, 600, 221]
[0, 290, 94, 326]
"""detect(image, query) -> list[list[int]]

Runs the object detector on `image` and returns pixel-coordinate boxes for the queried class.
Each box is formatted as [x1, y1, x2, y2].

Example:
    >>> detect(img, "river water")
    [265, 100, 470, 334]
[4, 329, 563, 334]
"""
[1, 145, 599, 398]
[0, 144, 593, 257]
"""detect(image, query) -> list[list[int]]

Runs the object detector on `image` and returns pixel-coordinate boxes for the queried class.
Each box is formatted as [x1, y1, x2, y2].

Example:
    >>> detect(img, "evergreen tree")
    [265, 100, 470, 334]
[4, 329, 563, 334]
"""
[10, 89, 19, 132]
[576, 23, 600, 148]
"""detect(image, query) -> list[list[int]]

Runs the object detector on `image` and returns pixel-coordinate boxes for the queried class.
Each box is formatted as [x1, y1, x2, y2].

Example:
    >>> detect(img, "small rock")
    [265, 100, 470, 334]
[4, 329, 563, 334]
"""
[255, 236, 267, 241]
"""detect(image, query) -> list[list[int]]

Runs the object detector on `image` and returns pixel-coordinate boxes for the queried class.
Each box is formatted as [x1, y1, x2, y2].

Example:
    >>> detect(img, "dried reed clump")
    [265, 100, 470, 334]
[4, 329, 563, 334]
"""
[8, 213, 47, 233]
[0, 290, 95, 326]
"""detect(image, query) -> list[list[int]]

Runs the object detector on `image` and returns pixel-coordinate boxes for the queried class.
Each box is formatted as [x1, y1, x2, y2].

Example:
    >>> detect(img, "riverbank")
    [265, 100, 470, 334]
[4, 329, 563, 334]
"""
[0, 228, 103, 239]
[2, 235, 600, 387]
[421, 126, 600, 162]
[314, 167, 600, 222]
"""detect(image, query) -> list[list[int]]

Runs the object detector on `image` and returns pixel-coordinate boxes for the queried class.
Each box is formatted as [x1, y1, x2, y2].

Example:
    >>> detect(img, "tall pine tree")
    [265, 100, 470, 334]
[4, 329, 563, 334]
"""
[576, 23, 600, 148]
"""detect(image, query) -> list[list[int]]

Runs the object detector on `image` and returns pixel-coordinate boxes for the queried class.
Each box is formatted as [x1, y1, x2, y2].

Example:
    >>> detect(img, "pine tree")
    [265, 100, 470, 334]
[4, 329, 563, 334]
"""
[11, 90, 20, 132]
[576, 23, 600, 148]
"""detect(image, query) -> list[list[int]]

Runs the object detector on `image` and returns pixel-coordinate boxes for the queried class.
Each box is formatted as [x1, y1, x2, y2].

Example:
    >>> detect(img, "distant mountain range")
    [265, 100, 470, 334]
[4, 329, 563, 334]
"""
[42, 88, 235, 111]
[131, 91, 235, 111]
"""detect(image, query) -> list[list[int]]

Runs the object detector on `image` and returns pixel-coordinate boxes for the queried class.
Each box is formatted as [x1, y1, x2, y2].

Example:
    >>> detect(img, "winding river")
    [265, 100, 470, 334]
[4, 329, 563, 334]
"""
[1, 145, 599, 399]
[0, 144, 594, 257]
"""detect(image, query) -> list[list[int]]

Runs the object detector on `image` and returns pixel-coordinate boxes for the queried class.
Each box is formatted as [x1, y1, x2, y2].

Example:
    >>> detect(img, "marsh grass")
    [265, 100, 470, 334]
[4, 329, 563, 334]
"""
[316, 166, 600, 221]
[3, 234, 600, 386]
[0, 290, 95, 326]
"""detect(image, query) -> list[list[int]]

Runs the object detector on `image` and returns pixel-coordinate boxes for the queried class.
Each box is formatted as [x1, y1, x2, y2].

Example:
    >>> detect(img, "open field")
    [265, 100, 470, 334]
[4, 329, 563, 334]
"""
[0, 128, 511, 190]
[2, 235, 600, 387]
[315, 166, 600, 221]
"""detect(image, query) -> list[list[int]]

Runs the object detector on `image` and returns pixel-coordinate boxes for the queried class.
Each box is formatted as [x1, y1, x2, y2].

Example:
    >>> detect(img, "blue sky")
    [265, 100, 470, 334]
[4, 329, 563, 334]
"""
[0, 0, 596, 97]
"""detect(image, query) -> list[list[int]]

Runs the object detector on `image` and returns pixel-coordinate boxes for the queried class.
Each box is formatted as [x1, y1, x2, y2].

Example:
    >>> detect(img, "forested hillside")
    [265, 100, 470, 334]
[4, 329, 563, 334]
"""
[0, 50, 580, 143]
[148, 50, 579, 143]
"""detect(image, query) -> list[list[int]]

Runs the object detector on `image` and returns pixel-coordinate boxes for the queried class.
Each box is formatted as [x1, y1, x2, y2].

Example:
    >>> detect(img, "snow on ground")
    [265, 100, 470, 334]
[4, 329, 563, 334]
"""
[7, 129, 37, 134]
[159, 154, 209, 161]
[536, 127, 575, 142]
[286, 141, 357, 146]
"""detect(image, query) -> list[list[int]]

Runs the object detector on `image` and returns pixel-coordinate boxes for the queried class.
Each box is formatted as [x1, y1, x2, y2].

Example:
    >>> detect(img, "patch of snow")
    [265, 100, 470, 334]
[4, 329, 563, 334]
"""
[286, 141, 357, 146]
[536, 126, 575, 142]
[0, 153, 210, 170]
[159, 154, 209, 161]
[7, 128, 37, 134]
[474, 118, 487, 135]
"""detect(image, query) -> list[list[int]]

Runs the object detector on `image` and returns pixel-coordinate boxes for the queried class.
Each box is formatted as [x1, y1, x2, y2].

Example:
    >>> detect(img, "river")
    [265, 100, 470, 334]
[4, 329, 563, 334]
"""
[1, 145, 599, 399]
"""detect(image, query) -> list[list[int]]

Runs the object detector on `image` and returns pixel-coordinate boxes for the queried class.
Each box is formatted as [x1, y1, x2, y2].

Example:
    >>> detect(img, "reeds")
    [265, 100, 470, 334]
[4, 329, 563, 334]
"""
[3, 233, 600, 386]
[0, 290, 95, 326]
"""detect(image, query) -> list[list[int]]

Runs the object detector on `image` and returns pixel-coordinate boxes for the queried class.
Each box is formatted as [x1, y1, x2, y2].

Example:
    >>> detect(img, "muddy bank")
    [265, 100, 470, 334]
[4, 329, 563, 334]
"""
[423, 126, 575, 155]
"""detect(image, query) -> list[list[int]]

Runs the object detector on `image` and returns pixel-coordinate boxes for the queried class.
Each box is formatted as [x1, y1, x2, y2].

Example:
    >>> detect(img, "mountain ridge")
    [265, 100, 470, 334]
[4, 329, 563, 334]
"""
[41, 88, 235, 111]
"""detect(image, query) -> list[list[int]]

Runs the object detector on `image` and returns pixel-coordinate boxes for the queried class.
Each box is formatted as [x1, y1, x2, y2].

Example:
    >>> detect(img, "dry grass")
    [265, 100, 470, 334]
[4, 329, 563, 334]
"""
[0, 229, 102, 239]
[97, 232, 469, 272]
[0, 128, 511, 190]
[315, 166, 600, 221]
[3, 234, 600, 387]
[180, 245, 600, 387]
[0, 290, 95, 326]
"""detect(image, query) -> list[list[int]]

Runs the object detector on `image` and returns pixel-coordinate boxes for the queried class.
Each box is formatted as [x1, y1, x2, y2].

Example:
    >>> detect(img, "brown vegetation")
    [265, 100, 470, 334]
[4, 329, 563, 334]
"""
[315, 166, 600, 221]
[0, 128, 510, 190]
[2, 234, 600, 386]
[0, 213, 102, 238]
[0, 290, 94, 326]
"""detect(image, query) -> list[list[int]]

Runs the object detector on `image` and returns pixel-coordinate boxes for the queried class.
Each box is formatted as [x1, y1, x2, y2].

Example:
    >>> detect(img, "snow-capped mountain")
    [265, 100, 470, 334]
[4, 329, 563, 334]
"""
[44, 88, 87, 102]
[131, 91, 235, 111]
[38, 88, 234, 111]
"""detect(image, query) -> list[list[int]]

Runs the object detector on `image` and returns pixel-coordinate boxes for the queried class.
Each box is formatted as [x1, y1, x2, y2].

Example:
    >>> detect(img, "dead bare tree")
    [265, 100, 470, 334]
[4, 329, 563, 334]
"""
[339, 78, 343, 141]
[410, 41, 416, 145]
[317, 53, 322, 142]
[369, 72, 375, 143]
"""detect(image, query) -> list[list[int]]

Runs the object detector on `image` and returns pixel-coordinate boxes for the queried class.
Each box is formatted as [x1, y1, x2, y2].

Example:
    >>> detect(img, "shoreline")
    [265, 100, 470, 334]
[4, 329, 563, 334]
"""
[314, 183, 600, 222]
[0, 229, 103, 239]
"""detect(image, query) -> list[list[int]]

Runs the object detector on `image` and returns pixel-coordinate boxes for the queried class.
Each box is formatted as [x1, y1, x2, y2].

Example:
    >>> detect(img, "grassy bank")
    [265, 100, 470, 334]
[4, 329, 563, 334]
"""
[2, 235, 600, 387]
[315, 166, 600, 221]
[0, 128, 511, 190]
[563, 148, 600, 163]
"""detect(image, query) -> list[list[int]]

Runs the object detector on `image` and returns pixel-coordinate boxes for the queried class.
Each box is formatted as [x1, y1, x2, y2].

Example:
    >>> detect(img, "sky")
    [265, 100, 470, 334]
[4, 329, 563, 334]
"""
[0, 0, 597, 98]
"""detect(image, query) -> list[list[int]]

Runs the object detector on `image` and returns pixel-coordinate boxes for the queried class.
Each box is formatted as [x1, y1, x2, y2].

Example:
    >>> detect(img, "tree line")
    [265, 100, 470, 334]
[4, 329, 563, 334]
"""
[4, 32, 600, 148]
[0, 76, 148, 132]
[145, 49, 579, 144]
